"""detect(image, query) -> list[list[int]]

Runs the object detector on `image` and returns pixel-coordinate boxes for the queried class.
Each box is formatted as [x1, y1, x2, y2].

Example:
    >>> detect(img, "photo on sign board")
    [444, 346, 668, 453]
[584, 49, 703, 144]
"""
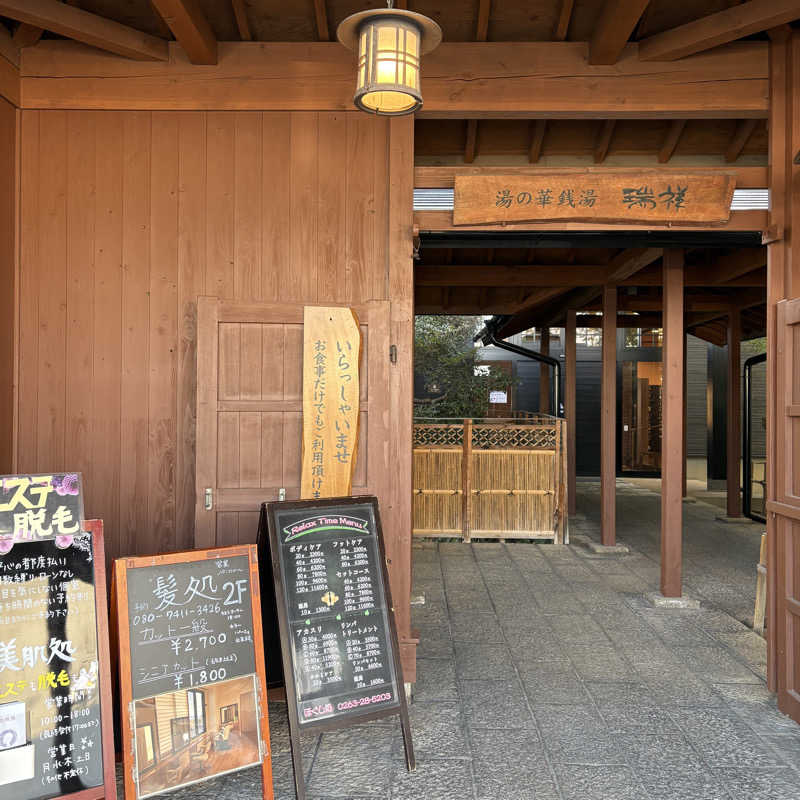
[0, 473, 84, 543]
[133, 675, 261, 799]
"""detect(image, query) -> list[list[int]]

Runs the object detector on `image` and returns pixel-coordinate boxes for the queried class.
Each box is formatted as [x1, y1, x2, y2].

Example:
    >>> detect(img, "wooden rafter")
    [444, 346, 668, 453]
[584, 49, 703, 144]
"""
[476, 0, 492, 42]
[604, 247, 662, 282]
[593, 119, 617, 163]
[658, 119, 687, 163]
[725, 119, 759, 162]
[13, 23, 44, 48]
[639, 0, 800, 61]
[313, 0, 329, 42]
[589, 0, 652, 65]
[230, 0, 252, 41]
[464, 120, 478, 164]
[151, 0, 216, 64]
[703, 247, 767, 283]
[0, 22, 19, 66]
[553, 0, 574, 41]
[0, 0, 168, 60]
[528, 120, 547, 163]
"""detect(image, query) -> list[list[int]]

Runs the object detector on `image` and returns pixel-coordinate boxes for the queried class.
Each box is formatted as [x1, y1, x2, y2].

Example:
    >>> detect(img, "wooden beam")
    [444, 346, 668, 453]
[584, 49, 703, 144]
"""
[414, 263, 766, 288]
[661, 248, 684, 598]
[601, 285, 617, 546]
[19, 40, 769, 116]
[415, 165, 769, 189]
[554, 0, 574, 41]
[593, 119, 616, 163]
[565, 310, 577, 516]
[528, 119, 547, 163]
[658, 119, 687, 163]
[725, 118, 759, 162]
[0, 22, 19, 67]
[604, 247, 662, 282]
[726, 308, 742, 516]
[704, 247, 767, 283]
[639, 0, 800, 62]
[590, 0, 652, 65]
[313, 0, 329, 42]
[476, 0, 492, 42]
[464, 120, 478, 164]
[0, 0, 168, 61]
[12, 24, 43, 49]
[230, 0, 252, 41]
[151, 0, 216, 64]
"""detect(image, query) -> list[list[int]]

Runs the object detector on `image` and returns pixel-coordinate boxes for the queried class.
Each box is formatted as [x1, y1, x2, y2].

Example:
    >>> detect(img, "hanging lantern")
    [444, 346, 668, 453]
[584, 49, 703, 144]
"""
[336, 2, 442, 116]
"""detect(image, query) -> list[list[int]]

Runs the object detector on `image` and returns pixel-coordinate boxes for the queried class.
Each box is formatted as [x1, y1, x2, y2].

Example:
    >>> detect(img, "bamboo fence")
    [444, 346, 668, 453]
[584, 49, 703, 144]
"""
[413, 416, 568, 543]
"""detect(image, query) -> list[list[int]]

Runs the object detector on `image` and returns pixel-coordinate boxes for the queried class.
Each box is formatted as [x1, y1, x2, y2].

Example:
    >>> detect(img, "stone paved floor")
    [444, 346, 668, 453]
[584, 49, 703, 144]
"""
[141, 481, 799, 800]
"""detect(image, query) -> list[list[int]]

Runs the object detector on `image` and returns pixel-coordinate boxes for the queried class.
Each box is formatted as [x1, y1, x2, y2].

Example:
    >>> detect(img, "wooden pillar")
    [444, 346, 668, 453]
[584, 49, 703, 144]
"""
[539, 327, 550, 414]
[601, 285, 616, 546]
[566, 310, 577, 516]
[661, 249, 684, 598]
[682, 333, 688, 497]
[726, 308, 742, 517]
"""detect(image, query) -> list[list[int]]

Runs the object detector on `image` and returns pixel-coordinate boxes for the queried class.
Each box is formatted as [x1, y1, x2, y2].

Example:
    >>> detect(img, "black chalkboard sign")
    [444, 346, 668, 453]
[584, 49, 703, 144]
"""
[264, 497, 414, 800]
[0, 520, 116, 800]
[113, 545, 274, 800]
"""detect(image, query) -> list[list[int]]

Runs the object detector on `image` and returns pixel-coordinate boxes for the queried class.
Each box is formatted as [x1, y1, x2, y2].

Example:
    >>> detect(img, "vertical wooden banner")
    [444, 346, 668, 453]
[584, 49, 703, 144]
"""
[301, 307, 362, 499]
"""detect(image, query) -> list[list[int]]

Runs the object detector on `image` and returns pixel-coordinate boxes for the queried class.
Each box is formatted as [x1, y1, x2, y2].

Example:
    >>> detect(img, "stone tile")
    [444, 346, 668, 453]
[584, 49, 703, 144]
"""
[518, 665, 591, 705]
[455, 643, 517, 680]
[534, 705, 625, 765]
[389, 758, 474, 800]
[508, 635, 570, 664]
[450, 611, 505, 643]
[715, 767, 800, 800]
[564, 645, 632, 682]
[619, 733, 705, 772]
[637, 770, 733, 800]
[715, 631, 768, 676]
[460, 679, 534, 730]
[414, 657, 458, 702]
[553, 764, 647, 800]
[760, 734, 800, 769]
[446, 590, 495, 612]
[677, 645, 763, 684]
[530, 593, 587, 615]
[546, 615, 611, 646]
[471, 727, 557, 800]
[416, 624, 454, 660]
[393, 702, 469, 761]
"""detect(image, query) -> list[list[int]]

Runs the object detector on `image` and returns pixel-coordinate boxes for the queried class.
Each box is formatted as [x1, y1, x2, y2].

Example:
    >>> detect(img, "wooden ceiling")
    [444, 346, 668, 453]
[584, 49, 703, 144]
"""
[0, 0, 781, 46]
[414, 243, 767, 345]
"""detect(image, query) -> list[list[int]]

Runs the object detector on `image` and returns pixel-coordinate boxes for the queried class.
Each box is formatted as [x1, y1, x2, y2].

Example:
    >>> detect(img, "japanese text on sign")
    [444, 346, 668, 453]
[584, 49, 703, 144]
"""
[301, 307, 361, 500]
[453, 173, 736, 226]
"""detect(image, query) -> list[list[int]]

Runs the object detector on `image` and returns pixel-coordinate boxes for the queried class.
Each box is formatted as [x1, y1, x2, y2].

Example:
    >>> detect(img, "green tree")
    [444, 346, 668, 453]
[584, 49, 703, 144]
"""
[414, 316, 513, 419]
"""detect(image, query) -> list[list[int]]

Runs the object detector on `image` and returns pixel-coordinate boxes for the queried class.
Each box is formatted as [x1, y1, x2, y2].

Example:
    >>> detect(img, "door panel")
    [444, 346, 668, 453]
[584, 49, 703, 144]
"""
[195, 298, 390, 548]
[773, 298, 800, 722]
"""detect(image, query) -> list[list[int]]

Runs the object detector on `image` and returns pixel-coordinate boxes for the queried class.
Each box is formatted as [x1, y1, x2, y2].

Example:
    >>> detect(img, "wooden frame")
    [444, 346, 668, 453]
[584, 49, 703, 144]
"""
[113, 545, 274, 800]
[264, 496, 414, 800]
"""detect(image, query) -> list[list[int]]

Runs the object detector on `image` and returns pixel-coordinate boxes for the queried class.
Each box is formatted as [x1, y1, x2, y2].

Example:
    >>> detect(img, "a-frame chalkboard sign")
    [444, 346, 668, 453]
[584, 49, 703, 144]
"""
[264, 496, 414, 800]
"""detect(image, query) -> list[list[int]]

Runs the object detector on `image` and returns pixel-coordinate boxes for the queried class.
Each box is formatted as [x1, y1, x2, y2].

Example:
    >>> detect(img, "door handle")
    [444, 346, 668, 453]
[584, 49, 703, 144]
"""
[204, 488, 213, 511]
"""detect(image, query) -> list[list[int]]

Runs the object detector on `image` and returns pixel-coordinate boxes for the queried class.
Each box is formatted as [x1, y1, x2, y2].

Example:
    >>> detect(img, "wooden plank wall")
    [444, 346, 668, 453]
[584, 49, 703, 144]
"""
[0, 97, 15, 473]
[15, 110, 401, 566]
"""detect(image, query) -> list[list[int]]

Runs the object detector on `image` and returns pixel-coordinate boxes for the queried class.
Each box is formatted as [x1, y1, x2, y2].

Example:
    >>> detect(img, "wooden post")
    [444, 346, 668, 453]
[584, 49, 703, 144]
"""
[661, 249, 684, 598]
[539, 326, 550, 414]
[601, 285, 616, 546]
[726, 308, 742, 517]
[565, 310, 577, 516]
[682, 332, 688, 497]
[462, 418, 473, 542]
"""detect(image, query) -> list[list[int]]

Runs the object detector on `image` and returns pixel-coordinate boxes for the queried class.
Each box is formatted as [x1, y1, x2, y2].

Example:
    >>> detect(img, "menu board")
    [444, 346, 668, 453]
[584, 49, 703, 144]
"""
[114, 546, 273, 800]
[0, 521, 115, 800]
[264, 497, 413, 800]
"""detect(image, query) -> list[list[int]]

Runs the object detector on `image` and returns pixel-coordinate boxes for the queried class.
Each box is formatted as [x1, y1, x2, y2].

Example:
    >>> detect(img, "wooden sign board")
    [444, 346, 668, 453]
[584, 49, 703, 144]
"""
[0, 473, 83, 542]
[301, 307, 361, 500]
[453, 172, 736, 226]
[113, 545, 273, 800]
[264, 496, 413, 800]
[0, 519, 116, 800]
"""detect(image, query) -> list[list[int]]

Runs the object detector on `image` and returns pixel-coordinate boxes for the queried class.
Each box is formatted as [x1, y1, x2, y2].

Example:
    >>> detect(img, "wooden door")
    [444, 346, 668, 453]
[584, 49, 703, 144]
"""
[773, 298, 800, 722]
[194, 298, 390, 549]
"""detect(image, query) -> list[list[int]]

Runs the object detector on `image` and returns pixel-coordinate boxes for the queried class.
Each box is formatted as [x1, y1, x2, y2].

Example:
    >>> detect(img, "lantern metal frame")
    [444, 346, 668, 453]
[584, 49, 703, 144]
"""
[337, 7, 442, 116]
